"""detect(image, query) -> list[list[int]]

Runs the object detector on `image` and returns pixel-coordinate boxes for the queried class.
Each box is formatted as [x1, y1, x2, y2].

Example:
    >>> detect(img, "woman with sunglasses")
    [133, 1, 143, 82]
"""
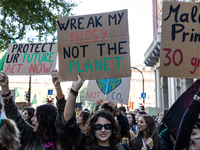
[61, 74, 129, 150]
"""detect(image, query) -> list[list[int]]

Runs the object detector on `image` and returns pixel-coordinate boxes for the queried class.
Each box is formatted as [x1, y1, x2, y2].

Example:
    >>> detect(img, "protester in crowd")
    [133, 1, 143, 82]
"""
[76, 110, 90, 130]
[119, 105, 127, 116]
[93, 99, 129, 138]
[157, 110, 174, 150]
[124, 113, 136, 148]
[22, 107, 35, 125]
[61, 74, 129, 150]
[130, 115, 166, 150]
[0, 71, 73, 150]
[131, 111, 147, 134]
[133, 109, 139, 115]
[173, 89, 200, 150]
[0, 118, 21, 150]
[127, 113, 136, 129]
[122, 115, 135, 148]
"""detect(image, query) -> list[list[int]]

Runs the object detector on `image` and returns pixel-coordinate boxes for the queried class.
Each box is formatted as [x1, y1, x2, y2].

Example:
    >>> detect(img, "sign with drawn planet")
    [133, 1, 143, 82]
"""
[85, 77, 130, 105]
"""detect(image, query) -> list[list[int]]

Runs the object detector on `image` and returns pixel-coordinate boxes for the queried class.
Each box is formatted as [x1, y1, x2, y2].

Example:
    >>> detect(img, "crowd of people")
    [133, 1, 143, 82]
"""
[0, 70, 200, 150]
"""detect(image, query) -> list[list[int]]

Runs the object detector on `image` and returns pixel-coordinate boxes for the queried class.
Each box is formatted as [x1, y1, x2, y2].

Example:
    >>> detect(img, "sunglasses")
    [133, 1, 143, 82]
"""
[93, 124, 112, 131]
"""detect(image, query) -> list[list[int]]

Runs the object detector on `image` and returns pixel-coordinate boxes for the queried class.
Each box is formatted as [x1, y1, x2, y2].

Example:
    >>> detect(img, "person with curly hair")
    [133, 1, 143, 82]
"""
[61, 74, 129, 150]
[93, 99, 129, 139]
[0, 118, 21, 150]
[0, 70, 73, 150]
[130, 115, 166, 150]
[22, 107, 35, 125]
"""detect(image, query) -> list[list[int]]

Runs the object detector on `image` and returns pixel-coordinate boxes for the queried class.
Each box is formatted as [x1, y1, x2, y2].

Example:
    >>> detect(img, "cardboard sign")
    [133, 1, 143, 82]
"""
[84, 77, 130, 105]
[57, 9, 131, 81]
[160, 1, 200, 78]
[3, 42, 57, 75]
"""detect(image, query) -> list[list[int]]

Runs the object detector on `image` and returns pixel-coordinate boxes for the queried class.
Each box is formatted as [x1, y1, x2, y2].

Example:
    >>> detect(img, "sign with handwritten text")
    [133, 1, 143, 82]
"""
[3, 42, 57, 75]
[84, 77, 130, 105]
[57, 9, 131, 81]
[160, 1, 200, 78]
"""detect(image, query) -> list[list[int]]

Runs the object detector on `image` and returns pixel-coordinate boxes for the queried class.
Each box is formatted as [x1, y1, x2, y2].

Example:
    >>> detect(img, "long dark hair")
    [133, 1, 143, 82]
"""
[131, 115, 158, 150]
[35, 104, 58, 144]
[79, 110, 90, 126]
[128, 113, 136, 127]
[22, 107, 35, 125]
[84, 110, 121, 149]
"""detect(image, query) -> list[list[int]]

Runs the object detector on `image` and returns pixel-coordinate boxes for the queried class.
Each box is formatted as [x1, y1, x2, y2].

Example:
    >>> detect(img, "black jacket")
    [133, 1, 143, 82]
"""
[130, 136, 166, 150]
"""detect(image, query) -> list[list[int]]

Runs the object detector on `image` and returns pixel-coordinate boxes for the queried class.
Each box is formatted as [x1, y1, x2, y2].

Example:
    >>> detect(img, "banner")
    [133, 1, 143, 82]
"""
[85, 77, 130, 105]
[3, 42, 57, 75]
[160, 1, 200, 78]
[162, 79, 200, 137]
[57, 9, 131, 81]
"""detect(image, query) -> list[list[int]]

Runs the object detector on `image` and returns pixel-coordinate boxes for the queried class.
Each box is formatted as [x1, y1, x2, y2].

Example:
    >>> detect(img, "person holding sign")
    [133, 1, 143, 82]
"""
[61, 74, 129, 150]
[0, 71, 73, 150]
[130, 115, 166, 150]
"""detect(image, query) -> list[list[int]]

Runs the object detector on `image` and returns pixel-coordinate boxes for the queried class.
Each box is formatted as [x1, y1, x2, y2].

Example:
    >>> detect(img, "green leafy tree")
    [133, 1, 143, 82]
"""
[0, 0, 77, 51]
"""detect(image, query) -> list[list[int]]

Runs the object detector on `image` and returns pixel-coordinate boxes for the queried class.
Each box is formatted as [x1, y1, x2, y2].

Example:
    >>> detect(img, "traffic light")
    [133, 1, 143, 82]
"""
[25, 91, 30, 102]
[140, 103, 145, 111]
[46, 96, 54, 104]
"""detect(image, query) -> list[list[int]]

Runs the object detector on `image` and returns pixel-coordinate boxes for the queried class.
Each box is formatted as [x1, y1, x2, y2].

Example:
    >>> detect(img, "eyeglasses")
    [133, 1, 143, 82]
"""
[93, 124, 112, 131]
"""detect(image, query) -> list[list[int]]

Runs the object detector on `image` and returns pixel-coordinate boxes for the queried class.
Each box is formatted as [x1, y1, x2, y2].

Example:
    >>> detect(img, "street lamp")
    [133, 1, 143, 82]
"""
[131, 67, 145, 103]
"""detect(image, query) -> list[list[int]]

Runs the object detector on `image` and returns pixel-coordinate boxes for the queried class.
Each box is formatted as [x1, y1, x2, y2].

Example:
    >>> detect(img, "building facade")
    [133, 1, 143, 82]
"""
[144, 0, 197, 111]
[129, 65, 155, 111]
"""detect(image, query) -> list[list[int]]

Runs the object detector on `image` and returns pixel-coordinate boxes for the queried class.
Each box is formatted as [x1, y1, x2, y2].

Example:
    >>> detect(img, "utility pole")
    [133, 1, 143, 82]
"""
[131, 67, 145, 103]
[28, 75, 31, 103]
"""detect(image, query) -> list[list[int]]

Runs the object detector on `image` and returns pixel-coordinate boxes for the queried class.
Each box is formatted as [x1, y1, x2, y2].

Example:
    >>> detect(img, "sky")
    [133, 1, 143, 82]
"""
[71, 0, 153, 67]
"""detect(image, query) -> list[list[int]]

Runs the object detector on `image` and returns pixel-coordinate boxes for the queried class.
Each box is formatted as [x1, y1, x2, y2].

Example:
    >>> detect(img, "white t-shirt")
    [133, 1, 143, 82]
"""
[0, 110, 7, 119]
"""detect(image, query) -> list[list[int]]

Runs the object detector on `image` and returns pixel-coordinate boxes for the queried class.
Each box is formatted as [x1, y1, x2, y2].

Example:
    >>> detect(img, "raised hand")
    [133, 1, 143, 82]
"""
[71, 74, 84, 92]
[0, 71, 9, 93]
[93, 99, 103, 112]
[51, 69, 60, 88]
[51, 69, 64, 100]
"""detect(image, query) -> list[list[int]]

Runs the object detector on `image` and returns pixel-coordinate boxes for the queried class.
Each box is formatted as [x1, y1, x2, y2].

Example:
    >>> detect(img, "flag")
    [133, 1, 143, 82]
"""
[31, 94, 37, 106]
[0, 52, 7, 72]
[129, 96, 131, 110]
[162, 79, 200, 138]
[14, 88, 20, 98]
